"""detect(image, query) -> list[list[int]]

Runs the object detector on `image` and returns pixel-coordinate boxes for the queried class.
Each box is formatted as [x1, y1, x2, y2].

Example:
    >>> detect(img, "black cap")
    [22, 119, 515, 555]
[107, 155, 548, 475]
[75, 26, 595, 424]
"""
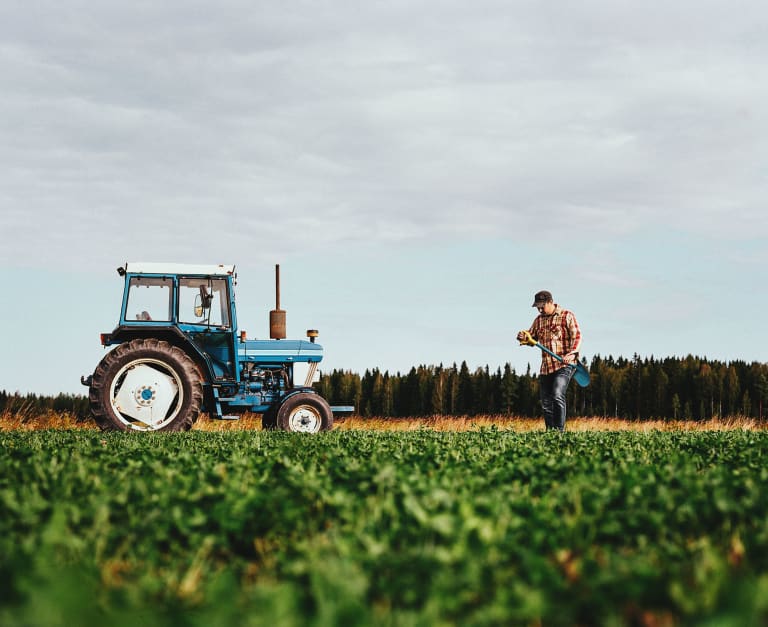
[532, 290, 553, 307]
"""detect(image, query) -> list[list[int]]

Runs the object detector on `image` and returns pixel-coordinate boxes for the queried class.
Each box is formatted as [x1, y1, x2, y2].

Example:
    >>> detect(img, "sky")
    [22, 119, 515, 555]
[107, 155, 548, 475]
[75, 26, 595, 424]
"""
[1, 0, 767, 395]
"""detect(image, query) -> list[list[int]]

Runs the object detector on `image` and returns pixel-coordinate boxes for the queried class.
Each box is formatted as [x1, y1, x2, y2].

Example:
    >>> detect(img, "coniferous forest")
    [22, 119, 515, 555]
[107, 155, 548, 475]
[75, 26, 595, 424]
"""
[315, 354, 768, 421]
[2, 354, 767, 421]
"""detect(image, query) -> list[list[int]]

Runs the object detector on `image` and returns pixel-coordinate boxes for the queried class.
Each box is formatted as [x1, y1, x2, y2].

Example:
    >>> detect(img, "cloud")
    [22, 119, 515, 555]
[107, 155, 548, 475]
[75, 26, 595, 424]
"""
[2, 2, 768, 395]
[1, 0, 766, 272]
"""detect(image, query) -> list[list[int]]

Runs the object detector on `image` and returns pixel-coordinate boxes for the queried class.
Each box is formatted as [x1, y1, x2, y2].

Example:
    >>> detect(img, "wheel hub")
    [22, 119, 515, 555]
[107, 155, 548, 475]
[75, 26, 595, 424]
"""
[136, 386, 156, 406]
[111, 363, 180, 428]
[289, 405, 321, 433]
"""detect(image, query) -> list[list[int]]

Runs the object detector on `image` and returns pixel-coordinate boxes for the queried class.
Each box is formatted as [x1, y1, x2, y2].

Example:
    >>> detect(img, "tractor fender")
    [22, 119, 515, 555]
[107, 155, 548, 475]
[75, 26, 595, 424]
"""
[103, 326, 216, 383]
[277, 388, 349, 415]
[282, 386, 320, 400]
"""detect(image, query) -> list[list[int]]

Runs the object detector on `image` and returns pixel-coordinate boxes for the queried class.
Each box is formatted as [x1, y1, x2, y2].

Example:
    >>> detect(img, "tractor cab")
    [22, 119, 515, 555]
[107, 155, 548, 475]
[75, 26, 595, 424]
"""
[117, 263, 239, 382]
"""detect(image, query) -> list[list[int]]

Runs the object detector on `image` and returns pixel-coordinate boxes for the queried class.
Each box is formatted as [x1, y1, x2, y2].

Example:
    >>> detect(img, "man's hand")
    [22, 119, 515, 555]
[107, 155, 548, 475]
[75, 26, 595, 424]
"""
[517, 330, 537, 346]
[562, 352, 578, 365]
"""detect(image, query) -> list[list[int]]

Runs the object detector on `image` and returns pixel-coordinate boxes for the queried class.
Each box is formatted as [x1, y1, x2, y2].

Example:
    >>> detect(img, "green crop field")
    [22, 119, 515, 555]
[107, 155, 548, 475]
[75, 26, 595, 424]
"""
[2, 429, 768, 626]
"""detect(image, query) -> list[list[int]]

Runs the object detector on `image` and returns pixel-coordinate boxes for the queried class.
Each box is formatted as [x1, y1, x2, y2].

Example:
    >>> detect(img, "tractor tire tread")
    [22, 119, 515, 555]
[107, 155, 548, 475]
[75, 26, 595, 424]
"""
[89, 338, 203, 432]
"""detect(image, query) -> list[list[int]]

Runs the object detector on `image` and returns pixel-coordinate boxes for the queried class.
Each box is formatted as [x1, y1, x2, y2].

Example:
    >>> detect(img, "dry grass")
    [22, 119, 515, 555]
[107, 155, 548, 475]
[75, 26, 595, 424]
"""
[332, 414, 767, 432]
[0, 410, 95, 431]
[1, 410, 765, 432]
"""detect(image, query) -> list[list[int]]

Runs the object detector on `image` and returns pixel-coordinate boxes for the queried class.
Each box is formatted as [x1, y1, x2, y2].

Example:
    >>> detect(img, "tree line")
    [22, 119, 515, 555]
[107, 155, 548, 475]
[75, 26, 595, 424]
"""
[0, 390, 91, 419]
[2, 354, 767, 421]
[315, 354, 768, 421]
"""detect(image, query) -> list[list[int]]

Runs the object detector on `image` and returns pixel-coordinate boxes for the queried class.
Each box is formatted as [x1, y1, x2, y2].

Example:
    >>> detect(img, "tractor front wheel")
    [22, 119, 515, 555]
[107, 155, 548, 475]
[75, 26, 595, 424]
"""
[275, 392, 333, 433]
[89, 339, 203, 432]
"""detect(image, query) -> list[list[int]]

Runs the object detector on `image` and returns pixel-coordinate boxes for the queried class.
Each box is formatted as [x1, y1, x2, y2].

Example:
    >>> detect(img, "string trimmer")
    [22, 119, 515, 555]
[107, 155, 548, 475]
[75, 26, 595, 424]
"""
[518, 331, 590, 387]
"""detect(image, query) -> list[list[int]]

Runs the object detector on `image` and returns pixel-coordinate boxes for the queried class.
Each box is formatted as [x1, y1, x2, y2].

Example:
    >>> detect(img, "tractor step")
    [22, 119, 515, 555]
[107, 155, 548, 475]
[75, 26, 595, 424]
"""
[216, 414, 240, 421]
[330, 405, 355, 414]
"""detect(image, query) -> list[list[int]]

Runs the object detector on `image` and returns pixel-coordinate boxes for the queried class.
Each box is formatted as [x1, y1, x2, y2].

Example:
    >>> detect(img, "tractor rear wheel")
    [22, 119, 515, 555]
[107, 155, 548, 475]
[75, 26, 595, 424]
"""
[275, 392, 333, 433]
[89, 339, 203, 432]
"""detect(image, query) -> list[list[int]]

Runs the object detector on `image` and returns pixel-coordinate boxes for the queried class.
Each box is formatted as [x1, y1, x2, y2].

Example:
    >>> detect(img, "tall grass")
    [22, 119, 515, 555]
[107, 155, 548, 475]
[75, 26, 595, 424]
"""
[1, 409, 765, 432]
[333, 414, 766, 432]
[0, 409, 92, 431]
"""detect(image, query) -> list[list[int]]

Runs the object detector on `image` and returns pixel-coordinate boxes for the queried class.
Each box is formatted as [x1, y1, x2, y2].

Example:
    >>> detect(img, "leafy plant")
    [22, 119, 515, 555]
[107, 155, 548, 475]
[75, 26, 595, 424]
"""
[1, 430, 767, 625]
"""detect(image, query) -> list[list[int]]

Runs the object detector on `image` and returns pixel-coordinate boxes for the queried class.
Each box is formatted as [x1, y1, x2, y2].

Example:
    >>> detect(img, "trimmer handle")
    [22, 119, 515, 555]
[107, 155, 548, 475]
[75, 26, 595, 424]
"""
[517, 330, 537, 347]
[518, 330, 564, 364]
[518, 329, 591, 388]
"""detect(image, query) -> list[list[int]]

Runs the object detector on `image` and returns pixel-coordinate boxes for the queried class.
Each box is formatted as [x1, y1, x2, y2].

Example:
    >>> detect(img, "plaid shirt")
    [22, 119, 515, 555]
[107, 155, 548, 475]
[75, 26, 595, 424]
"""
[528, 305, 582, 375]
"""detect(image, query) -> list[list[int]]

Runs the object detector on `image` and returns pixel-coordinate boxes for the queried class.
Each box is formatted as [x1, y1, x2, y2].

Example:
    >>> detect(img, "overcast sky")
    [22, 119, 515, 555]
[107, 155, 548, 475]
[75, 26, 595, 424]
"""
[1, 1, 767, 395]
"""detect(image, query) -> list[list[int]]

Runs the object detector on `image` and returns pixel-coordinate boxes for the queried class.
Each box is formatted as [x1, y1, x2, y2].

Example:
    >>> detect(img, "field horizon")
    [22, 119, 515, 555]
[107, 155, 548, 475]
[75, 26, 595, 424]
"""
[1, 410, 765, 433]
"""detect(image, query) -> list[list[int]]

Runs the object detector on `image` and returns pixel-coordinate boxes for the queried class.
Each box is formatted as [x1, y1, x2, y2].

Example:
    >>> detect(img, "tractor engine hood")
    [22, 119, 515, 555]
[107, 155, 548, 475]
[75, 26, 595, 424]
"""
[238, 338, 323, 364]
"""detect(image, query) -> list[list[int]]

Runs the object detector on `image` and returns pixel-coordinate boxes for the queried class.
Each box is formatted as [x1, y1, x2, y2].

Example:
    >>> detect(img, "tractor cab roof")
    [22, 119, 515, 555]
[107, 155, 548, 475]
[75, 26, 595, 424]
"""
[123, 263, 236, 277]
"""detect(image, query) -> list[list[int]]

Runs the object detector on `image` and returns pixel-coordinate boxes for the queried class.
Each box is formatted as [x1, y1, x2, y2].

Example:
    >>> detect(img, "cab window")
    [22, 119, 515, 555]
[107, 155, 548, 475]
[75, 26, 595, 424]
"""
[125, 277, 172, 322]
[179, 277, 230, 327]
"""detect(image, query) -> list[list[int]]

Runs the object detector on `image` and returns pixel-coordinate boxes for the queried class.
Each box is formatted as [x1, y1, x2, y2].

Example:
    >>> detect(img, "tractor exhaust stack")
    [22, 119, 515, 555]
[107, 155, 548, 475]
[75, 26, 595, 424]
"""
[269, 264, 286, 339]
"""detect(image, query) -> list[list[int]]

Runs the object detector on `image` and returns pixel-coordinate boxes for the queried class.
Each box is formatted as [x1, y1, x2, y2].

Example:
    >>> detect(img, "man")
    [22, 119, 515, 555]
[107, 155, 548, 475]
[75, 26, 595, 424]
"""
[517, 290, 582, 431]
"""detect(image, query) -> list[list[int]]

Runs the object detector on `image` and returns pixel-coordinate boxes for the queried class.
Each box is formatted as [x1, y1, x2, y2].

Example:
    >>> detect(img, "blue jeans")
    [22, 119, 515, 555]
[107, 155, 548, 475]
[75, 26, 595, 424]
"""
[539, 366, 575, 431]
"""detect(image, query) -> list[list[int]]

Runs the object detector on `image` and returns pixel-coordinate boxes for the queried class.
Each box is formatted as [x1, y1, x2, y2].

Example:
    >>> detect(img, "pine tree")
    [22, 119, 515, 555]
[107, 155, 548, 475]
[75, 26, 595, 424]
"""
[456, 361, 473, 415]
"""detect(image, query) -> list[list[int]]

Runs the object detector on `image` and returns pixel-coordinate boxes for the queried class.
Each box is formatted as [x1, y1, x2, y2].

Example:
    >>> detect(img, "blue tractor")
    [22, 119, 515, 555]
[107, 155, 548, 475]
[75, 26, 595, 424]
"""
[81, 263, 344, 432]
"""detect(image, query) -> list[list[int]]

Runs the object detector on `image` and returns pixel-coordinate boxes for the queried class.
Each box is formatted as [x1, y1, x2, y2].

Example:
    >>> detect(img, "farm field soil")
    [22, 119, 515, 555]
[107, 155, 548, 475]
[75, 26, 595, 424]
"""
[2, 428, 768, 626]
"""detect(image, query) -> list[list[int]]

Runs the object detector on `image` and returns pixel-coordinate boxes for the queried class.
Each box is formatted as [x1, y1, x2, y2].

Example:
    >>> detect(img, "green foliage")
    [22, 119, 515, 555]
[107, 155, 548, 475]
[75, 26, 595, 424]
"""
[1, 430, 768, 625]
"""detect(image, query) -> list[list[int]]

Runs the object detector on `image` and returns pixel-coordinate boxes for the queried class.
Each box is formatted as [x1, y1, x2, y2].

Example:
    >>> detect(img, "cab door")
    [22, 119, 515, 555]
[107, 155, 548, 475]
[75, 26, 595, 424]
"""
[177, 277, 236, 381]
